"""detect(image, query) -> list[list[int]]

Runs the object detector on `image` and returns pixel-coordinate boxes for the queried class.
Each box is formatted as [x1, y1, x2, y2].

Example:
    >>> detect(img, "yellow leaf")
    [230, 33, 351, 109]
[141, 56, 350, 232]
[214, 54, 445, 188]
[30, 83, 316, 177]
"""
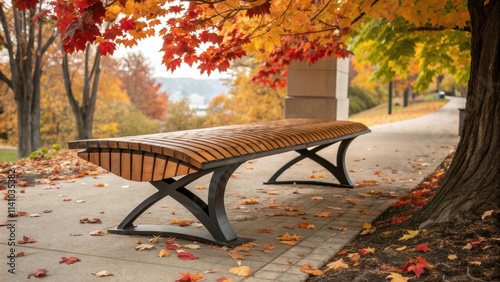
[326, 258, 349, 270]
[228, 265, 252, 277]
[158, 249, 170, 257]
[398, 230, 419, 241]
[396, 246, 407, 251]
[311, 196, 324, 200]
[135, 244, 154, 251]
[315, 211, 331, 218]
[448, 254, 458, 260]
[240, 198, 259, 205]
[386, 272, 411, 282]
[195, 185, 207, 189]
[361, 222, 372, 230]
[469, 261, 481, 265]
[300, 264, 324, 276]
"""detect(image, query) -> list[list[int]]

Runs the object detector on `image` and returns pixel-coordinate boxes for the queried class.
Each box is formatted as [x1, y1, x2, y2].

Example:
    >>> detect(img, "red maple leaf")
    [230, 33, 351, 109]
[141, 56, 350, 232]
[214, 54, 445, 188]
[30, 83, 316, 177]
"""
[415, 243, 432, 252]
[401, 256, 430, 277]
[59, 256, 80, 265]
[175, 272, 203, 282]
[177, 251, 198, 261]
[246, 1, 272, 18]
[391, 217, 406, 224]
[120, 18, 135, 31]
[99, 41, 116, 56]
[27, 269, 48, 278]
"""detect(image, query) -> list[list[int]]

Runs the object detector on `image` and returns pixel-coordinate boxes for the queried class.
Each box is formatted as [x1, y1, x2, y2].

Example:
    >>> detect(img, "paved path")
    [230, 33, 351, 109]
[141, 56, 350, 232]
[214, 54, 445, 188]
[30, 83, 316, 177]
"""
[0, 97, 463, 282]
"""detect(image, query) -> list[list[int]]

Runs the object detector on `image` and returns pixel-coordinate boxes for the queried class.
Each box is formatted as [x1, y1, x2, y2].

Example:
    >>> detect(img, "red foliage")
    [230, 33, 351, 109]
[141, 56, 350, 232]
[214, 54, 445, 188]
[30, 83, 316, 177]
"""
[13, 0, 38, 10]
[246, 1, 272, 18]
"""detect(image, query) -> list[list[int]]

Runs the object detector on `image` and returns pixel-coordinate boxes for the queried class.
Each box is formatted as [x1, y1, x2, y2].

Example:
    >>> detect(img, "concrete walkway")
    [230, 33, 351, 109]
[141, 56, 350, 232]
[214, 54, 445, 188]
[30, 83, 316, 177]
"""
[0, 97, 463, 282]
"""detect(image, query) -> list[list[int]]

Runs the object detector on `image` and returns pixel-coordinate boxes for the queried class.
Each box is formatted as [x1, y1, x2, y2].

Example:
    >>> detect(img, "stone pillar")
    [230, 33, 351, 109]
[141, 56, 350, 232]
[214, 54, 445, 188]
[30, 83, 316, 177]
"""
[285, 57, 349, 120]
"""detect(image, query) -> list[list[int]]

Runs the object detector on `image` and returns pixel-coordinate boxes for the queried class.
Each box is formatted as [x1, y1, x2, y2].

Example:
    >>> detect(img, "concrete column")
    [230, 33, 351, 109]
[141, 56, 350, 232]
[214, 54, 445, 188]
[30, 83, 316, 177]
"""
[285, 57, 349, 120]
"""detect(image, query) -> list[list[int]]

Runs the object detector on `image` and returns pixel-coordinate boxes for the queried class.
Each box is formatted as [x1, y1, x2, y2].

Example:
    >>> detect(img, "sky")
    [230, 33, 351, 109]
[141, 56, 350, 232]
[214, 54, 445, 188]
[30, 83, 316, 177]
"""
[115, 36, 230, 80]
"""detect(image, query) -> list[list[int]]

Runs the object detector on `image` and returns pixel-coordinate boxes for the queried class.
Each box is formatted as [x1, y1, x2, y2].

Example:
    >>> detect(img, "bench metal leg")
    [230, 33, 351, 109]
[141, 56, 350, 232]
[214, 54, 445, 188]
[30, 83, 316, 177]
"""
[108, 162, 251, 246]
[264, 138, 356, 188]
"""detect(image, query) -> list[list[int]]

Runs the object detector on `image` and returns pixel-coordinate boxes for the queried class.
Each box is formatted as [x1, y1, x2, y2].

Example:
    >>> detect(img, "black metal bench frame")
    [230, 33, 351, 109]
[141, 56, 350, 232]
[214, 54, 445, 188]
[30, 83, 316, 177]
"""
[107, 136, 360, 246]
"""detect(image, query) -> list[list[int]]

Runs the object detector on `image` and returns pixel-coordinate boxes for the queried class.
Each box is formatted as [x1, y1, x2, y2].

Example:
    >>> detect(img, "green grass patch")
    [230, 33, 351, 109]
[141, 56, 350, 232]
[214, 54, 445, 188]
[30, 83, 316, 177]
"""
[0, 149, 18, 163]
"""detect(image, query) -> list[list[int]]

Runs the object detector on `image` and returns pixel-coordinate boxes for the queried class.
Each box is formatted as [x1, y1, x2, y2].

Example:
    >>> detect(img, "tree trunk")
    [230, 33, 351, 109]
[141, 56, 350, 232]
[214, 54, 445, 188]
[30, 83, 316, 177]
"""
[414, 0, 500, 228]
[62, 47, 101, 140]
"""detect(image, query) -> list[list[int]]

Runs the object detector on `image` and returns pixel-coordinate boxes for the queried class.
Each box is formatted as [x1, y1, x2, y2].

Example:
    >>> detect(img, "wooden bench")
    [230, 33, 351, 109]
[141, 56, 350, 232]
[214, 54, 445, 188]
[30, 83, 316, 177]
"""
[68, 119, 370, 246]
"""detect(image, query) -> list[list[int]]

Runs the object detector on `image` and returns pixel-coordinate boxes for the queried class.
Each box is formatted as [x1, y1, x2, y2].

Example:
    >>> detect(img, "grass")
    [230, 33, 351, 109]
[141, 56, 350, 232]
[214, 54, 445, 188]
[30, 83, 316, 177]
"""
[349, 98, 448, 126]
[0, 149, 18, 163]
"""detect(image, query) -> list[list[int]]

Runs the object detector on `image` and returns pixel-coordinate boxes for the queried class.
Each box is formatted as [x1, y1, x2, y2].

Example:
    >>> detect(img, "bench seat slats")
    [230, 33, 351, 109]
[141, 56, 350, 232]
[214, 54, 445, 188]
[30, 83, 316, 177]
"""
[69, 119, 369, 182]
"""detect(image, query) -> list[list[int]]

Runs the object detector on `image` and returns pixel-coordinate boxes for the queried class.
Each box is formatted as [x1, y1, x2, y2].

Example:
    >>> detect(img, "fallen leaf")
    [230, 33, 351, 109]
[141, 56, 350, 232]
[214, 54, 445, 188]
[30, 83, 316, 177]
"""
[229, 250, 244, 260]
[261, 245, 277, 251]
[308, 173, 324, 178]
[75, 200, 86, 203]
[448, 254, 458, 260]
[94, 183, 108, 187]
[386, 272, 411, 282]
[360, 227, 376, 235]
[62, 198, 72, 201]
[355, 180, 379, 187]
[361, 222, 372, 230]
[216, 277, 232, 282]
[256, 228, 273, 233]
[135, 244, 154, 251]
[415, 243, 432, 252]
[29, 213, 41, 217]
[396, 246, 407, 251]
[345, 198, 361, 205]
[228, 265, 252, 277]
[177, 251, 198, 260]
[169, 219, 192, 227]
[266, 190, 279, 195]
[89, 230, 107, 236]
[195, 185, 207, 189]
[286, 222, 316, 229]
[481, 210, 494, 220]
[240, 198, 259, 205]
[175, 272, 203, 282]
[462, 243, 473, 250]
[315, 211, 331, 218]
[158, 249, 171, 257]
[27, 269, 48, 278]
[18, 235, 37, 244]
[300, 264, 324, 276]
[469, 261, 481, 265]
[311, 196, 324, 200]
[183, 244, 201, 250]
[92, 270, 113, 277]
[347, 253, 361, 262]
[59, 256, 80, 265]
[327, 206, 342, 211]
[326, 258, 349, 270]
[16, 252, 26, 257]
[338, 249, 348, 255]
[398, 230, 419, 241]
[149, 236, 162, 244]
[359, 247, 375, 255]
[80, 217, 101, 224]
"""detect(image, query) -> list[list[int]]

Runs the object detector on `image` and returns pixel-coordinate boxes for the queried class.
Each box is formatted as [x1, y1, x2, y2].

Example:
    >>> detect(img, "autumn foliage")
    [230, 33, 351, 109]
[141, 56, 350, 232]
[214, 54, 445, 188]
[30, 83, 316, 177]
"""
[21, 0, 468, 88]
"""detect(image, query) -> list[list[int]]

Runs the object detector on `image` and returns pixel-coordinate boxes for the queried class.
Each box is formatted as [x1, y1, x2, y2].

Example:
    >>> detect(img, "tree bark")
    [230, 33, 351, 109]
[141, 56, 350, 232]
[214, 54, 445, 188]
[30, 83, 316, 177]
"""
[62, 46, 101, 140]
[414, 0, 500, 228]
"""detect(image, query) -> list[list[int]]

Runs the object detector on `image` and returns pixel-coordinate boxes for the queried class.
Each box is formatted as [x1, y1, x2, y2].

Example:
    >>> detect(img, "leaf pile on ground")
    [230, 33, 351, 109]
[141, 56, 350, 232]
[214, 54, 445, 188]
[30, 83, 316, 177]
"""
[307, 152, 500, 282]
[0, 150, 105, 186]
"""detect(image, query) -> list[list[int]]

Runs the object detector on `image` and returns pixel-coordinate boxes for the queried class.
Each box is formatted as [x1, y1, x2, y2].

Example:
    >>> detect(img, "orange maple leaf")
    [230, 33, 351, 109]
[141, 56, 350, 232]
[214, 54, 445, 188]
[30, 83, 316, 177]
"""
[175, 272, 203, 282]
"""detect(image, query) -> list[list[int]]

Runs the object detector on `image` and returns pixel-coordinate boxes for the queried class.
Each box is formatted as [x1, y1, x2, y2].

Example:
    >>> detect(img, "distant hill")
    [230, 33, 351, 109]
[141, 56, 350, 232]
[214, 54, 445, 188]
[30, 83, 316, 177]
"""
[155, 77, 231, 103]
